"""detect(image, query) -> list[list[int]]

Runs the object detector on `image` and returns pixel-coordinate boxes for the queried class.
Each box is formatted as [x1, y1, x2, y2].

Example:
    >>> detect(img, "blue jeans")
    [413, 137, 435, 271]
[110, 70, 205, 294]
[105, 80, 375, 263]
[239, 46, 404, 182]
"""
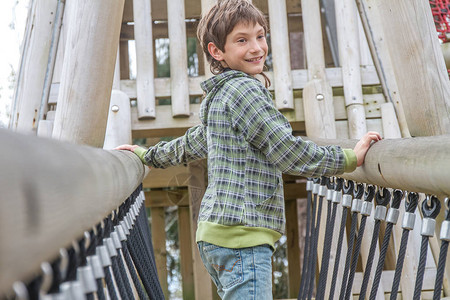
[197, 241, 273, 300]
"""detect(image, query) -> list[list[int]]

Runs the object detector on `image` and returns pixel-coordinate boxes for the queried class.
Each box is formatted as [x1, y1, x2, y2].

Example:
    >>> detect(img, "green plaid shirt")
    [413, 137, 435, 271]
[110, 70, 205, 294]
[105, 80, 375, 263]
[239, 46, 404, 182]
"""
[136, 70, 356, 248]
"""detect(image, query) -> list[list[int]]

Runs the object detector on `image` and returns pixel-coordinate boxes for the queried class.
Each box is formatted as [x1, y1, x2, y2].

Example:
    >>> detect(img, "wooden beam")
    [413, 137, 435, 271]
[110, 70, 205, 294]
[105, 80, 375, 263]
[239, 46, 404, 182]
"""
[133, 0, 156, 118]
[12, 0, 59, 134]
[311, 135, 450, 197]
[48, 66, 380, 102]
[335, 0, 367, 139]
[52, 0, 125, 147]
[285, 199, 301, 298]
[150, 206, 170, 299]
[178, 206, 195, 299]
[0, 128, 146, 295]
[167, 0, 190, 117]
[103, 90, 132, 149]
[268, 0, 294, 110]
[187, 160, 213, 300]
[357, 0, 450, 136]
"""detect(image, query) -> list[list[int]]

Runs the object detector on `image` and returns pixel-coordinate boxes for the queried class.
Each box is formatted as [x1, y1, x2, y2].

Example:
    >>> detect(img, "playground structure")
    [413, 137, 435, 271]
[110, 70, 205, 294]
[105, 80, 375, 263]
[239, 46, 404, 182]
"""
[2, 0, 450, 299]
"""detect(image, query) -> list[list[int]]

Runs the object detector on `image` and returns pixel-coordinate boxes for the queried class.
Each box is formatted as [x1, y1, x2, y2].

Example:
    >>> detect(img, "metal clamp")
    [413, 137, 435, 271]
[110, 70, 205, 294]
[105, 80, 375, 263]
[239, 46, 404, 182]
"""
[374, 205, 387, 221]
[421, 218, 436, 237]
[361, 201, 373, 216]
[87, 255, 105, 279]
[332, 190, 342, 204]
[440, 220, 450, 241]
[104, 238, 118, 257]
[306, 180, 313, 191]
[386, 208, 400, 224]
[342, 194, 352, 208]
[351, 198, 362, 213]
[77, 265, 97, 294]
[96, 245, 112, 267]
[402, 212, 416, 230]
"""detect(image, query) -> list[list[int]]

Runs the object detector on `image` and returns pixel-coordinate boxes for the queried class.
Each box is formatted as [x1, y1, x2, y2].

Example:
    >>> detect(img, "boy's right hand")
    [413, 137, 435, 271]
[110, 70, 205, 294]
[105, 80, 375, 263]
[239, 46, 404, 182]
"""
[353, 131, 382, 167]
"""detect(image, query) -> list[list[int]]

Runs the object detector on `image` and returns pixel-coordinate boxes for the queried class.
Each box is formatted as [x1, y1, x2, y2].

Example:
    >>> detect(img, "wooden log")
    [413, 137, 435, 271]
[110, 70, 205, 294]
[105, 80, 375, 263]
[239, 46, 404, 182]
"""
[381, 102, 401, 139]
[355, 0, 410, 138]
[311, 136, 450, 197]
[133, 0, 156, 119]
[103, 90, 132, 149]
[37, 120, 54, 138]
[335, 0, 367, 139]
[150, 206, 170, 299]
[301, 0, 337, 139]
[358, 0, 450, 136]
[268, 0, 294, 110]
[178, 206, 195, 299]
[188, 160, 213, 300]
[167, 0, 190, 117]
[13, 0, 59, 134]
[52, 0, 125, 147]
[0, 128, 146, 295]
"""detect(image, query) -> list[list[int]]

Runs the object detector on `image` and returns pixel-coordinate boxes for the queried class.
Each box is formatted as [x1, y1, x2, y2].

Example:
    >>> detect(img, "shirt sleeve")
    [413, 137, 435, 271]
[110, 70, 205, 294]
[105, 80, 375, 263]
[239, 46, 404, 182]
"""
[136, 124, 208, 168]
[228, 82, 356, 177]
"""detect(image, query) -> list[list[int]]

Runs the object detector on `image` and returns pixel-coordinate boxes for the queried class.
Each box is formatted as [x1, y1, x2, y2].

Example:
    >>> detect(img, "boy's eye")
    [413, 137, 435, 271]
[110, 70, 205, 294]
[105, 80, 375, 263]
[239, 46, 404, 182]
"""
[257, 35, 265, 39]
[237, 38, 246, 43]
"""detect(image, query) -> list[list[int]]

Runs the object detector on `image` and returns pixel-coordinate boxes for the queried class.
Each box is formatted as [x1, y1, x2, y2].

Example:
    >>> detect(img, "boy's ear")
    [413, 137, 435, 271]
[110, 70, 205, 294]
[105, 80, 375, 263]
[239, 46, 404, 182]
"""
[208, 42, 224, 61]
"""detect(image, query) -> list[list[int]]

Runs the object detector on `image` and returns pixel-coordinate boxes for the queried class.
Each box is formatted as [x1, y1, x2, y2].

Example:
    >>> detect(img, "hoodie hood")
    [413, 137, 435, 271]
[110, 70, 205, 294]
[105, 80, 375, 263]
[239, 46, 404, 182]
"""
[199, 70, 256, 126]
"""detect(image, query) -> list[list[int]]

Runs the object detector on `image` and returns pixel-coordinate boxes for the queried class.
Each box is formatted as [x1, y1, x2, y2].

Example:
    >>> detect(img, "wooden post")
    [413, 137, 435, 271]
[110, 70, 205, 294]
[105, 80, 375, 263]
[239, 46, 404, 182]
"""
[133, 0, 156, 119]
[52, 0, 125, 147]
[12, 0, 59, 134]
[0, 128, 146, 295]
[167, 0, 190, 117]
[300, 0, 337, 139]
[178, 206, 195, 300]
[357, 0, 450, 137]
[150, 205, 170, 299]
[188, 160, 213, 300]
[268, 0, 294, 110]
[335, 0, 367, 139]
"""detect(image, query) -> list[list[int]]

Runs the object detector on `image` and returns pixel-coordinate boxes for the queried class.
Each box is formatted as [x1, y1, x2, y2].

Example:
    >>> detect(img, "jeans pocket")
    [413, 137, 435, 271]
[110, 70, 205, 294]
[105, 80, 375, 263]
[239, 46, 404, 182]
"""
[202, 243, 243, 289]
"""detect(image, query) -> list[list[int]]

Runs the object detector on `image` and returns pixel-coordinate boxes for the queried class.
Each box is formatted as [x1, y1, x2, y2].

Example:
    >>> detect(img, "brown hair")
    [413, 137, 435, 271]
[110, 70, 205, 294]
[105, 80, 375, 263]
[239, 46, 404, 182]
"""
[197, 0, 270, 86]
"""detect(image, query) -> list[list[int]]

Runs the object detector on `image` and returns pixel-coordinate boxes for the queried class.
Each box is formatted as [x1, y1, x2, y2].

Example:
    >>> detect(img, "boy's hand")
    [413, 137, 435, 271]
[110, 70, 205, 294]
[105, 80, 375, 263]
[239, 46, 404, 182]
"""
[115, 144, 140, 152]
[353, 131, 382, 167]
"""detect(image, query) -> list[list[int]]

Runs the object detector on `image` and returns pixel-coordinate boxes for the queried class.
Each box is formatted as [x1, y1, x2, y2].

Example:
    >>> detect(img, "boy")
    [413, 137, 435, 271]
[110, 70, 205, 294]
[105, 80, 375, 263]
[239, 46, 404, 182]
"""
[116, 0, 381, 298]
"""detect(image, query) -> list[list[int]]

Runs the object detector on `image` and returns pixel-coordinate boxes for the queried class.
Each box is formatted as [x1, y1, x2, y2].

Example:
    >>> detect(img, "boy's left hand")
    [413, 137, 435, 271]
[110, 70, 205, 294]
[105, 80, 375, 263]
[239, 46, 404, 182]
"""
[353, 131, 382, 167]
[115, 144, 140, 152]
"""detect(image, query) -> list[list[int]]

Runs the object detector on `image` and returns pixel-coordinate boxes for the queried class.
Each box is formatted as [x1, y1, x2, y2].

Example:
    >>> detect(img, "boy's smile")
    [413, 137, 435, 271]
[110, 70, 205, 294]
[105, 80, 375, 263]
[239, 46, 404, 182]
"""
[208, 22, 268, 76]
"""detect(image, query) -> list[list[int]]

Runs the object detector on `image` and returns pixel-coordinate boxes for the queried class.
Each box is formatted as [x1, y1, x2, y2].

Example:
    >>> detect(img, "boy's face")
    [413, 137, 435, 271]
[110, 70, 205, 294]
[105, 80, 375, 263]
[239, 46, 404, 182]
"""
[209, 21, 268, 76]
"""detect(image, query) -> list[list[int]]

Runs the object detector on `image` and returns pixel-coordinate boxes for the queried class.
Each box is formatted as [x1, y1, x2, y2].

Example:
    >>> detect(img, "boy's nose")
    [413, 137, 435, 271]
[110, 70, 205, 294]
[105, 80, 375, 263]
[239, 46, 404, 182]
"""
[249, 40, 262, 52]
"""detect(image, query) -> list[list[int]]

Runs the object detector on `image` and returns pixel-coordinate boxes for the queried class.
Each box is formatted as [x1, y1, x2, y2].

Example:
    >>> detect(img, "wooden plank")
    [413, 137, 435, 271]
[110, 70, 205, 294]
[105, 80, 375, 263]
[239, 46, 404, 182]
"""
[178, 206, 195, 299]
[284, 182, 307, 200]
[103, 90, 132, 149]
[0, 129, 146, 295]
[335, 0, 367, 139]
[119, 40, 130, 80]
[13, 0, 59, 134]
[133, 0, 156, 118]
[285, 199, 301, 298]
[47, 66, 380, 103]
[150, 206, 170, 299]
[167, 0, 190, 117]
[52, 0, 125, 147]
[145, 190, 189, 207]
[268, 0, 294, 110]
[188, 160, 213, 300]
[143, 165, 190, 189]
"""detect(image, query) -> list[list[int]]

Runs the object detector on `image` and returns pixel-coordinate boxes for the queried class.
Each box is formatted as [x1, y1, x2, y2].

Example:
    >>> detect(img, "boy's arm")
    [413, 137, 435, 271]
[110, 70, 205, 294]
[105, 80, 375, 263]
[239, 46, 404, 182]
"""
[120, 124, 208, 168]
[229, 87, 372, 177]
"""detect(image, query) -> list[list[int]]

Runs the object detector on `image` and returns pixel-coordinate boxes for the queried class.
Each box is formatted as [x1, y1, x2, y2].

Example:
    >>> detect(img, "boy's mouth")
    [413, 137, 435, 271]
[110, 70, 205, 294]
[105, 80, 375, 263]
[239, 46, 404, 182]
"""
[245, 56, 263, 62]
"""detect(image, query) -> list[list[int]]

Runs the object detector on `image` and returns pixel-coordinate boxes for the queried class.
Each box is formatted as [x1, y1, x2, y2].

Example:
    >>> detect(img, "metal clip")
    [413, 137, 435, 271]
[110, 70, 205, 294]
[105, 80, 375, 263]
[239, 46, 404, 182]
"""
[96, 245, 112, 267]
[87, 255, 105, 279]
[77, 265, 97, 294]
[342, 194, 352, 208]
[361, 201, 373, 216]
[69, 281, 85, 300]
[115, 225, 127, 242]
[386, 208, 400, 224]
[421, 218, 436, 237]
[351, 198, 362, 213]
[374, 205, 387, 221]
[120, 220, 130, 235]
[104, 238, 118, 257]
[440, 220, 450, 241]
[402, 212, 416, 230]
[332, 190, 342, 204]
[306, 179, 313, 191]
[111, 232, 122, 249]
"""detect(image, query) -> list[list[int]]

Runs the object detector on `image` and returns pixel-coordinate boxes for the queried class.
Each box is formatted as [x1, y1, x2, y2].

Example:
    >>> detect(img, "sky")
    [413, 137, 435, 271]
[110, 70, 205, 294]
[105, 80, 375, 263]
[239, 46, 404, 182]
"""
[0, 0, 29, 128]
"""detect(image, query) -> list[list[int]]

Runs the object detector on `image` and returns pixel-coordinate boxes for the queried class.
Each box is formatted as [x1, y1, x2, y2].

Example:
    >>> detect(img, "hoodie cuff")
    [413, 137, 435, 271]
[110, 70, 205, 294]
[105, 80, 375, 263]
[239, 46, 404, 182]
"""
[342, 149, 357, 173]
[133, 146, 148, 164]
